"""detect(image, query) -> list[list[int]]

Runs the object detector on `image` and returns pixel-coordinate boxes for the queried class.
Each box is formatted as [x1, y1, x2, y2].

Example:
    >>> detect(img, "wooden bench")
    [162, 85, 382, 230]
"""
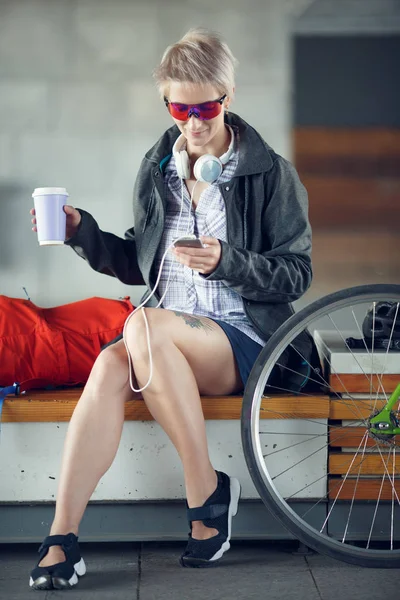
[3, 331, 399, 544]
[4, 327, 400, 505]
[2, 389, 330, 422]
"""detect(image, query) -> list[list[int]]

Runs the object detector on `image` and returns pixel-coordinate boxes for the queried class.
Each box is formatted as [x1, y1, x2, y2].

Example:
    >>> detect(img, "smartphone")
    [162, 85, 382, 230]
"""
[173, 236, 205, 249]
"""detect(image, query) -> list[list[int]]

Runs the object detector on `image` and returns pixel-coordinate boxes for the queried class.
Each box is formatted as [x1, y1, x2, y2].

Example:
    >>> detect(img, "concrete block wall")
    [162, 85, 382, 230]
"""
[0, 0, 313, 307]
[294, 0, 400, 34]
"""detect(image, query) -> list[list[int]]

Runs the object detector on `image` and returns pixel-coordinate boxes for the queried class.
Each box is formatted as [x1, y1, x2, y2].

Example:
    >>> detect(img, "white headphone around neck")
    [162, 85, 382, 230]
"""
[172, 125, 235, 183]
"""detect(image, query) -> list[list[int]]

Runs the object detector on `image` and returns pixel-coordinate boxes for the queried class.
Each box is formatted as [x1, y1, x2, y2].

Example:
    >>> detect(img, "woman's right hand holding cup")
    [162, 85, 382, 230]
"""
[30, 205, 82, 241]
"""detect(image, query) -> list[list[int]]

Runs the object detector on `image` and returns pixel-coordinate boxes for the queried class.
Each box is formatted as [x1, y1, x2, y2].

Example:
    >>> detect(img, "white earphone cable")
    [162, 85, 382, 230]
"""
[157, 178, 198, 307]
[122, 169, 199, 394]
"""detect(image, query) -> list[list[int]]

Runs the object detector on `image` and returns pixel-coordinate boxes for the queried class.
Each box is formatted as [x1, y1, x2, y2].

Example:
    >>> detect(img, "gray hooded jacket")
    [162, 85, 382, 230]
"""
[65, 112, 312, 349]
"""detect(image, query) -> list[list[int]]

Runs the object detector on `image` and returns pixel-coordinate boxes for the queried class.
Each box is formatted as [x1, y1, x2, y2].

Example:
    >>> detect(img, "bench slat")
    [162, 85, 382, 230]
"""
[330, 373, 400, 394]
[329, 398, 387, 420]
[1, 390, 329, 422]
[329, 453, 400, 476]
[329, 477, 400, 500]
[329, 426, 376, 448]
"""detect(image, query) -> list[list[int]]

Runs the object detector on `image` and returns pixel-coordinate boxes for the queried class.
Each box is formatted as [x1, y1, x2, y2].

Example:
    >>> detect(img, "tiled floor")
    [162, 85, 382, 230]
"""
[1, 540, 400, 599]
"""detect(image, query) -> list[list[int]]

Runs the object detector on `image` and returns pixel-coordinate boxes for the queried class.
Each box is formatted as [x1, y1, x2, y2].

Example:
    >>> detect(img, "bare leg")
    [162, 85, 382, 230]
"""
[40, 306, 241, 566]
[125, 308, 242, 540]
[39, 343, 140, 567]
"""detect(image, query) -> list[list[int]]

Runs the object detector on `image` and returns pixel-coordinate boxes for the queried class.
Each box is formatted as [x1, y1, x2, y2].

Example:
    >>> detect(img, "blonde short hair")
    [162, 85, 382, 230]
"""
[153, 28, 238, 99]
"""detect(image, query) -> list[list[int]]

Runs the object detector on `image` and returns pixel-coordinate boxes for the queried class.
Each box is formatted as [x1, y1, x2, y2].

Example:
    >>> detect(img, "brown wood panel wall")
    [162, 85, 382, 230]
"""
[294, 128, 400, 294]
[294, 128, 400, 229]
[295, 129, 400, 159]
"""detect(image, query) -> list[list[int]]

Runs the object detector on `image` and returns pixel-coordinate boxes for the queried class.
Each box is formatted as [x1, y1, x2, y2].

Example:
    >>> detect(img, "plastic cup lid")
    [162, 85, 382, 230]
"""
[32, 187, 69, 197]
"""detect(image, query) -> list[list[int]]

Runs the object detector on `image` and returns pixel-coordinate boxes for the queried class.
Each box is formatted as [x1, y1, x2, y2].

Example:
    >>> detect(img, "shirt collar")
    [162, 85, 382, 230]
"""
[145, 112, 274, 176]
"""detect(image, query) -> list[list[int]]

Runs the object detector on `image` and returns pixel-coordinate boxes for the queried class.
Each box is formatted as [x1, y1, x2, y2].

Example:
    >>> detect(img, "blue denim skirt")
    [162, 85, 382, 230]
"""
[211, 319, 264, 390]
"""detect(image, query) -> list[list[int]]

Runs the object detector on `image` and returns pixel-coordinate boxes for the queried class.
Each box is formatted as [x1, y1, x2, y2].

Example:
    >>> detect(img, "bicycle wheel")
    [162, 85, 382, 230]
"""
[241, 284, 400, 568]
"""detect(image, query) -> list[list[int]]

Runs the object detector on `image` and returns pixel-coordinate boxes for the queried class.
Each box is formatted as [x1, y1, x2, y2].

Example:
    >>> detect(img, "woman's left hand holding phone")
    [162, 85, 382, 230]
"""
[172, 236, 222, 275]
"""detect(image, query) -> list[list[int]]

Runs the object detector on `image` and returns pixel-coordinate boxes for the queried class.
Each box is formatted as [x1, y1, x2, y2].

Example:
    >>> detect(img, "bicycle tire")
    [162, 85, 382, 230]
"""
[242, 284, 400, 568]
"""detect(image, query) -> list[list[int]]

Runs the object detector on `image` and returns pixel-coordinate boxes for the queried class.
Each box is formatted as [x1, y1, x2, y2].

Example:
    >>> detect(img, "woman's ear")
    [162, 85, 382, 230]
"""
[225, 88, 234, 110]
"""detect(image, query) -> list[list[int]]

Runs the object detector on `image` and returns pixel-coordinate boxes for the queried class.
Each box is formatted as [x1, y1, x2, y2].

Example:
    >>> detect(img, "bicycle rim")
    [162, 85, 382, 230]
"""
[242, 284, 400, 568]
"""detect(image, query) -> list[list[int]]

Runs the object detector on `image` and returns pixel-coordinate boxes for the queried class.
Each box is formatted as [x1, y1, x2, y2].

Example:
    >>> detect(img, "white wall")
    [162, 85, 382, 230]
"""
[0, 420, 327, 502]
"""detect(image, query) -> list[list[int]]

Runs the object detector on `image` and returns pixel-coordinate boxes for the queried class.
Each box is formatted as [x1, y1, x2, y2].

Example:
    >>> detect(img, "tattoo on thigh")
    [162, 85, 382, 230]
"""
[173, 311, 215, 334]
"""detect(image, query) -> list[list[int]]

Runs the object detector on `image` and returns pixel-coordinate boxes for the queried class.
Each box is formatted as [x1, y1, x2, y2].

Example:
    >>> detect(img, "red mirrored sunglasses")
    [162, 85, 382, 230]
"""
[164, 94, 227, 121]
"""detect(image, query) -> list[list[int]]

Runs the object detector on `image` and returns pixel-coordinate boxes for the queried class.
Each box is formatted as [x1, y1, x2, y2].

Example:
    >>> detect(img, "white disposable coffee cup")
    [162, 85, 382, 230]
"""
[32, 187, 69, 246]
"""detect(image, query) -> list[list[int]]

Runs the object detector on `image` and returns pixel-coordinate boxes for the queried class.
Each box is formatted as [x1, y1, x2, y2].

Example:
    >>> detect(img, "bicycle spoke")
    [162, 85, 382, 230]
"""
[392, 447, 396, 550]
[303, 337, 369, 423]
[263, 382, 369, 424]
[370, 303, 376, 411]
[260, 431, 325, 435]
[272, 440, 332, 483]
[276, 357, 374, 422]
[351, 307, 389, 404]
[342, 434, 369, 543]
[264, 383, 319, 396]
[320, 431, 370, 534]
[263, 423, 373, 460]
[377, 302, 400, 412]
[275, 361, 327, 389]
[260, 420, 368, 436]
[374, 443, 400, 505]
[293, 443, 378, 508]
[293, 440, 400, 517]
[263, 432, 323, 458]
[259, 403, 332, 429]
[367, 448, 393, 549]
[276, 356, 374, 413]
[291, 340, 355, 404]
[259, 412, 328, 429]
[328, 311, 384, 402]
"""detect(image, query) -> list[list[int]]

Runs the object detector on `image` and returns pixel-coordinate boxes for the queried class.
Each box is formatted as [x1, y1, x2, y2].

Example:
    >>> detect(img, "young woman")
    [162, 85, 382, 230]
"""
[29, 28, 312, 589]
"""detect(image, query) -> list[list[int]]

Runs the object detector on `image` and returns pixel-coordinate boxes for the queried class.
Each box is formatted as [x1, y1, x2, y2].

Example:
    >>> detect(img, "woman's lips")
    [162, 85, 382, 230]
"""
[187, 130, 206, 136]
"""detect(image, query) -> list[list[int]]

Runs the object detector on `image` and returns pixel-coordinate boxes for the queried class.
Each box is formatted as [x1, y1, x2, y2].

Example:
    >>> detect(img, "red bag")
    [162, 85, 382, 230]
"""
[0, 295, 135, 390]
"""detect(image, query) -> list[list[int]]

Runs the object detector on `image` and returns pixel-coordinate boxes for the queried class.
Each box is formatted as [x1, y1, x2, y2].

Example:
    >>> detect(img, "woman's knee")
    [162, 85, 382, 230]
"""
[124, 309, 166, 363]
[89, 342, 130, 390]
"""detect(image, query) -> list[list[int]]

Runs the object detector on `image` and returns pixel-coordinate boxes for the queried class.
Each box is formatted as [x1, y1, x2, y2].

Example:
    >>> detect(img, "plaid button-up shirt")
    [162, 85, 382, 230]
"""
[155, 130, 265, 346]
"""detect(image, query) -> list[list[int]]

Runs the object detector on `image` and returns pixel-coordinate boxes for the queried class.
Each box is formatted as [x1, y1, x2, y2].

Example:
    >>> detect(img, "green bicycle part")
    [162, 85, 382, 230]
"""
[369, 382, 400, 436]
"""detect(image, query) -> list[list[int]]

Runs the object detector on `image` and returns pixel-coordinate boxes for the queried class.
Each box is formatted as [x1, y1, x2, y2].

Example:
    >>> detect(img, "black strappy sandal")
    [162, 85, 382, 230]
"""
[29, 532, 86, 590]
[180, 471, 241, 568]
